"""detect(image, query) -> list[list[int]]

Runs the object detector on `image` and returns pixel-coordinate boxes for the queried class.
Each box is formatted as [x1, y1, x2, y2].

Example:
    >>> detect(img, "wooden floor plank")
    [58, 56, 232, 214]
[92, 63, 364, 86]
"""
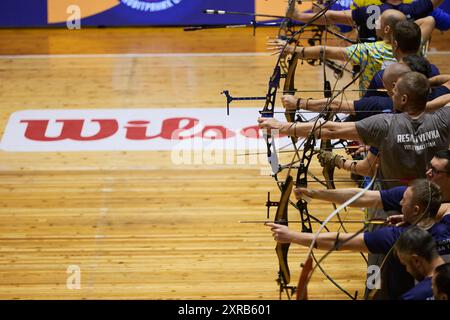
[0, 26, 448, 300]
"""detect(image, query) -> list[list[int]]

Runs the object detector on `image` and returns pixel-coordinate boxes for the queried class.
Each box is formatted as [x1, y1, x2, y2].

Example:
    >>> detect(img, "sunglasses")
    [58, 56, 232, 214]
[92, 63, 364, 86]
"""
[427, 163, 449, 176]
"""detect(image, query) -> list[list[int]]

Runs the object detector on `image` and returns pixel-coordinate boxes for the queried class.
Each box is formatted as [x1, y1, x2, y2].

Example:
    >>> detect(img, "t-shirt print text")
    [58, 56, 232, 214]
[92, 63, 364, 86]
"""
[397, 130, 441, 151]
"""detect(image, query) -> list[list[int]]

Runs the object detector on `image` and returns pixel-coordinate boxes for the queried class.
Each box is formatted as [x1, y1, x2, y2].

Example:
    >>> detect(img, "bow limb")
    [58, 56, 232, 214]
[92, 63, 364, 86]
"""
[296, 169, 378, 300]
[280, 0, 301, 125]
[283, 51, 300, 126]
[269, 2, 307, 298]
[262, 2, 303, 294]
[263, 2, 301, 298]
[273, 175, 295, 297]
[260, 0, 299, 175]
[261, 64, 282, 176]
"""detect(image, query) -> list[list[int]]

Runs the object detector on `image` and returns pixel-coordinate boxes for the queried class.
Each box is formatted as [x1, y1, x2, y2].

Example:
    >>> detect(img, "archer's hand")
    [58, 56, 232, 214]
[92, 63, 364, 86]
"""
[293, 187, 314, 201]
[386, 214, 405, 227]
[267, 38, 298, 56]
[265, 223, 294, 243]
[257, 117, 285, 134]
[318, 150, 344, 169]
[281, 95, 299, 111]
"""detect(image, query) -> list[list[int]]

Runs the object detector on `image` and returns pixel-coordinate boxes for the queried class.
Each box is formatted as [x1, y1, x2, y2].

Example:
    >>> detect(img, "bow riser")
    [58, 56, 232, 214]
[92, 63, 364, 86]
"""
[273, 175, 294, 285]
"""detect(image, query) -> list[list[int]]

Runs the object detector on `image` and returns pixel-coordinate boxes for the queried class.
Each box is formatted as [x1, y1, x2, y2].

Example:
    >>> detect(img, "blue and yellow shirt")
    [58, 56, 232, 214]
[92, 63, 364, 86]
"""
[344, 40, 395, 94]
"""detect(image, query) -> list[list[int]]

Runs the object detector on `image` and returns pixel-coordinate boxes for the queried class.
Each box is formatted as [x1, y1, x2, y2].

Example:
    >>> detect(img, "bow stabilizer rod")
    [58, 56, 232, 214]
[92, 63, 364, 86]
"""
[221, 90, 266, 115]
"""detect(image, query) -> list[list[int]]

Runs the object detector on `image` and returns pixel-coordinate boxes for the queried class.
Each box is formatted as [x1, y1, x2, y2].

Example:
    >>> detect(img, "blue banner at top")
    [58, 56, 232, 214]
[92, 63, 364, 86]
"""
[0, 0, 254, 27]
[1, 0, 450, 28]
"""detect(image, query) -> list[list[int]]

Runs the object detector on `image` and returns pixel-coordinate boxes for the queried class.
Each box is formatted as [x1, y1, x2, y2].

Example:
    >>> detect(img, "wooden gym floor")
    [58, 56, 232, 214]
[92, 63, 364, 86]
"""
[0, 27, 448, 300]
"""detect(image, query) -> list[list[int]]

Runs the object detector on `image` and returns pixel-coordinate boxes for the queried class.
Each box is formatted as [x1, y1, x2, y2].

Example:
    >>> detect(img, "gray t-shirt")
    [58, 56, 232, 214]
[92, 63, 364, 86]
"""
[355, 106, 450, 188]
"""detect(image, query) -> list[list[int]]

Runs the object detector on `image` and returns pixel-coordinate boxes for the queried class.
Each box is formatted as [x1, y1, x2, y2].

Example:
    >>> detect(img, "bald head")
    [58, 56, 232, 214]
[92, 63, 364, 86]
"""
[381, 9, 407, 29]
[377, 9, 406, 41]
[382, 62, 411, 96]
[383, 63, 411, 83]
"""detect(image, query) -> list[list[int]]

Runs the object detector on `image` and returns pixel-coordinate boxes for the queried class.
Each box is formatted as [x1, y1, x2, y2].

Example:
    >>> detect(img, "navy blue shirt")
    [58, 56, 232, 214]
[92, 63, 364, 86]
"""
[352, 0, 434, 41]
[364, 215, 450, 299]
[354, 78, 448, 128]
[364, 215, 450, 256]
[401, 277, 433, 300]
[431, 7, 450, 31]
[428, 85, 450, 101]
[380, 186, 407, 212]
[365, 64, 441, 97]
[353, 96, 393, 121]
[365, 70, 388, 97]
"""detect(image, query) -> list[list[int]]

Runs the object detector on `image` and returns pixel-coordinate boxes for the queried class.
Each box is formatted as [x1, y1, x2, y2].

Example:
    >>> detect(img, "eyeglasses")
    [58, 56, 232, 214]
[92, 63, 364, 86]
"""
[426, 163, 450, 176]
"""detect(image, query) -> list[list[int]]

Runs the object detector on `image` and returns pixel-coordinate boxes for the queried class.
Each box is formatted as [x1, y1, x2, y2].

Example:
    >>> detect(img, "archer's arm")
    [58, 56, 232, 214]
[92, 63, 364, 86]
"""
[302, 120, 360, 140]
[292, 9, 354, 26]
[267, 223, 369, 252]
[345, 149, 379, 177]
[426, 93, 450, 112]
[296, 45, 348, 62]
[294, 188, 383, 209]
[317, 149, 379, 177]
[294, 120, 361, 141]
[281, 95, 356, 114]
[428, 75, 450, 86]
[257, 118, 362, 141]
[415, 16, 436, 42]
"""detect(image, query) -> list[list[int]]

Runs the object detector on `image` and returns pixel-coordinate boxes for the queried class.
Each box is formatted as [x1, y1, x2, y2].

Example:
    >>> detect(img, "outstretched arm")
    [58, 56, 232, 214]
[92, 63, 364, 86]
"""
[266, 223, 369, 252]
[281, 95, 356, 114]
[316, 149, 379, 177]
[257, 118, 361, 141]
[429, 75, 450, 86]
[302, 45, 348, 61]
[267, 40, 348, 61]
[304, 120, 361, 140]
[292, 9, 354, 26]
[317, 150, 380, 177]
[294, 188, 383, 209]
[426, 93, 450, 111]
[416, 15, 436, 42]
[343, 149, 379, 177]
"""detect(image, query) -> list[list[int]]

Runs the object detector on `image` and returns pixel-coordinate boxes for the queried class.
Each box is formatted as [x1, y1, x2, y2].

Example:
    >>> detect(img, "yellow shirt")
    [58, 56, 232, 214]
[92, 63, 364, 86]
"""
[351, 0, 413, 9]
[344, 41, 396, 95]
